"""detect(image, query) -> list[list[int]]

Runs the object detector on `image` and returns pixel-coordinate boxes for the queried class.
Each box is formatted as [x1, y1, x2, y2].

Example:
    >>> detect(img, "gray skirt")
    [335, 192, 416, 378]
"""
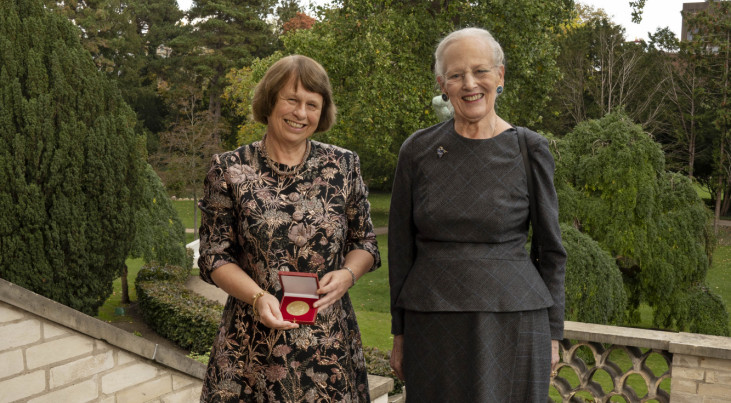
[403, 309, 551, 402]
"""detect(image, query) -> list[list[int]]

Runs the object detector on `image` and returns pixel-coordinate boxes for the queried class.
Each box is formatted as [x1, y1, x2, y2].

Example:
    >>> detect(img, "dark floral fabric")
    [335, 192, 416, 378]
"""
[198, 140, 381, 403]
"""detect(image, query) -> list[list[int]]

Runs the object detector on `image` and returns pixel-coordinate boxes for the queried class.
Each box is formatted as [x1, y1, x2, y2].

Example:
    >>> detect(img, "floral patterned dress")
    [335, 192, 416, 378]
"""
[197, 139, 380, 403]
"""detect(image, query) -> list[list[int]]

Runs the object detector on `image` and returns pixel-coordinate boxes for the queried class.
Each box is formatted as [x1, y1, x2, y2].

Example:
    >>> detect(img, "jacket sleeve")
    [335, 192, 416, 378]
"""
[528, 132, 567, 340]
[197, 153, 241, 286]
[388, 138, 416, 335]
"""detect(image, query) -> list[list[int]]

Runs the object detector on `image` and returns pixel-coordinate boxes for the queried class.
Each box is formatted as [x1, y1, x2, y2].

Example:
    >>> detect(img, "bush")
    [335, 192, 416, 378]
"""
[688, 285, 730, 337]
[363, 346, 404, 395]
[136, 261, 190, 283]
[135, 262, 222, 354]
[561, 223, 627, 325]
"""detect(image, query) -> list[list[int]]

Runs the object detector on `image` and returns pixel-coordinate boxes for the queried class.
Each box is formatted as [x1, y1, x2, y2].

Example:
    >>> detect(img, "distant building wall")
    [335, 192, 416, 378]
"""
[681, 1, 721, 41]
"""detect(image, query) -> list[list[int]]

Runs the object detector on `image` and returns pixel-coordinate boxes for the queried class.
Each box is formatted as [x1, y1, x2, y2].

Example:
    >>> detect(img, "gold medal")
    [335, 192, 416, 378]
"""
[286, 300, 310, 316]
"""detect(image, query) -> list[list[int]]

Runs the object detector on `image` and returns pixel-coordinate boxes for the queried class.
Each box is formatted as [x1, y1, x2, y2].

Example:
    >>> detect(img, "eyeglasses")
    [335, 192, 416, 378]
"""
[443, 66, 498, 84]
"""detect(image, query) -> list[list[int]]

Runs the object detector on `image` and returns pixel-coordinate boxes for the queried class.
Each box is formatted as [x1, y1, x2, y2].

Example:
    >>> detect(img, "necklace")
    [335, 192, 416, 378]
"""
[260, 134, 311, 177]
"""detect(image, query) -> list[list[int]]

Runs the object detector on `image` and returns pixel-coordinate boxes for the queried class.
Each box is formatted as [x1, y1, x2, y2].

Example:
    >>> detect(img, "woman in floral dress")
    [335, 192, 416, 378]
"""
[197, 55, 380, 402]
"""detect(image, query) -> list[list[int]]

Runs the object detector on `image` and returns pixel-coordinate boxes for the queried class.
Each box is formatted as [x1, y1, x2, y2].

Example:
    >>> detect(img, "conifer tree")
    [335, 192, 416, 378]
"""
[0, 0, 144, 315]
[172, 0, 277, 120]
[130, 164, 188, 269]
[555, 112, 726, 335]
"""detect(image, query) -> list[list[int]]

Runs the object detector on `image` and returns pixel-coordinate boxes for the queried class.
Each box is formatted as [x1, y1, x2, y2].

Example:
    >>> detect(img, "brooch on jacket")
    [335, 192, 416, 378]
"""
[437, 146, 447, 158]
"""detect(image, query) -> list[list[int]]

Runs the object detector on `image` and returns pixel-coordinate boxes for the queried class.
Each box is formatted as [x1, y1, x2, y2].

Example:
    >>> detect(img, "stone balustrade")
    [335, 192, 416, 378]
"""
[3, 276, 730, 403]
[554, 321, 731, 402]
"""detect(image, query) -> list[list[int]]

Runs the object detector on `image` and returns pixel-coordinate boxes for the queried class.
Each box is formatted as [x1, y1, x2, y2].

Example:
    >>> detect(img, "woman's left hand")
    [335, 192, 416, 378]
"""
[551, 339, 560, 374]
[314, 269, 353, 310]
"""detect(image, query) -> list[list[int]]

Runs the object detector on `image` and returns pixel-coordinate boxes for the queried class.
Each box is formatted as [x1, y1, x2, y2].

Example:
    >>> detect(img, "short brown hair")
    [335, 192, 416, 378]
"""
[252, 55, 336, 132]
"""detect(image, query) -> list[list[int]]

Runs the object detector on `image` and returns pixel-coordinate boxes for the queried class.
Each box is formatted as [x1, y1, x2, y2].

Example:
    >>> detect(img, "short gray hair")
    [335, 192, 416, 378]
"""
[434, 27, 505, 79]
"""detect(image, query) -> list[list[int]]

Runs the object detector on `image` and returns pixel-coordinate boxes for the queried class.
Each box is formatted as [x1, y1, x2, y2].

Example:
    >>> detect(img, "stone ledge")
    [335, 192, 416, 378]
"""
[0, 278, 206, 380]
[564, 321, 673, 350]
[368, 374, 394, 399]
[564, 321, 731, 361]
[669, 332, 731, 361]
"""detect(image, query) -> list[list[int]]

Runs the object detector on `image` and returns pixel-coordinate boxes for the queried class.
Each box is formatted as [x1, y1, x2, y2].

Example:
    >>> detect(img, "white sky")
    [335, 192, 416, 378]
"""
[580, 0, 689, 41]
[175, 0, 690, 41]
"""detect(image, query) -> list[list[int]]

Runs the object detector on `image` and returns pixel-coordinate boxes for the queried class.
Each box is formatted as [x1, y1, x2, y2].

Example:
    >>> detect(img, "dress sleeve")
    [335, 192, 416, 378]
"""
[388, 138, 416, 335]
[197, 153, 241, 286]
[343, 152, 381, 271]
[529, 133, 567, 340]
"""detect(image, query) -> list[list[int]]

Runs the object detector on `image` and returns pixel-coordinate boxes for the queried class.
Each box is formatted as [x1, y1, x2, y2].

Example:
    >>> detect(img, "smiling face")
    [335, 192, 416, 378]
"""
[437, 36, 504, 126]
[266, 76, 323, 148]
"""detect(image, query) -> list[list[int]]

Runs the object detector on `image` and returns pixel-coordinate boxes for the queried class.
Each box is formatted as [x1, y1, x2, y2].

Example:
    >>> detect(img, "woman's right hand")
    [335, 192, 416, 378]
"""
[255, 293, 299, 330]
[390, 334, 405, 380]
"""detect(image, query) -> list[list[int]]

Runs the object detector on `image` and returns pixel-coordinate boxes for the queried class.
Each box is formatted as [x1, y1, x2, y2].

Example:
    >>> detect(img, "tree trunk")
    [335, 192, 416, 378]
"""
[715, 140, 725, 234]
[193, 189, 198, 240]
[722, 176, 731, 216]
[121, 263, 130, 304]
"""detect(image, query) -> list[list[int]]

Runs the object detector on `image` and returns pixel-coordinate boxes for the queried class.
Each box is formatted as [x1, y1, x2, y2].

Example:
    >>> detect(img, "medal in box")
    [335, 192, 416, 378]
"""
[278, 271, 319, 324]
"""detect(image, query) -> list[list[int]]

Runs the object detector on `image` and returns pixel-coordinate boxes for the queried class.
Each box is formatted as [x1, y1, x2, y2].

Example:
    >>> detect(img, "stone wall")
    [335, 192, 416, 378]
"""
[668, 333, 731, 402]
[0, 278, 393, 403]
[0, 279, 203, 403]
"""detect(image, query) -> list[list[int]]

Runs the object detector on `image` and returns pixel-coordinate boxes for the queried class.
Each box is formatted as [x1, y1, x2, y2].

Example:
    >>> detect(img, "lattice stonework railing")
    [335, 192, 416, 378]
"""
[550, 321, 731, 403]
[550, 339, 672, 402]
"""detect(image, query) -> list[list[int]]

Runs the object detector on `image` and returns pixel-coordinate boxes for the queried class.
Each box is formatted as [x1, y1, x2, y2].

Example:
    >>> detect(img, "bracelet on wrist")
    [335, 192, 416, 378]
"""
[343, 266, 357, 288]
[252, 290, 269, 317]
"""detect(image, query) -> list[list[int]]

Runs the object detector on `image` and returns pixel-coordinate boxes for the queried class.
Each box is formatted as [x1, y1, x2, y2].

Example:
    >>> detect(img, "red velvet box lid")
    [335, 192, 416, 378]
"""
[278, 271, 319, 324]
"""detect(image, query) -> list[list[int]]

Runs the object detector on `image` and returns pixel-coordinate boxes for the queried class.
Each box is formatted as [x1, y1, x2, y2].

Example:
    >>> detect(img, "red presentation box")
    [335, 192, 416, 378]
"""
[278, 271, 320, 324]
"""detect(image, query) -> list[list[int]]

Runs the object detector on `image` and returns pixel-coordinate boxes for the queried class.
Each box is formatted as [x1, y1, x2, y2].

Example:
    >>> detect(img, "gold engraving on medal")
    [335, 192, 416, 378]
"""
[286, 300, 310, 316]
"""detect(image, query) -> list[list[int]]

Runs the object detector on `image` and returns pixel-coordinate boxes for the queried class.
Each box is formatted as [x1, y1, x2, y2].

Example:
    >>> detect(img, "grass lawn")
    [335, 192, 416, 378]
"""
[172, 199, 198, 230]
[708, 226, 731, 334]
[368, 192, 390, 229]
[96, 257, 144, 323]
[350, 234, 392, 351]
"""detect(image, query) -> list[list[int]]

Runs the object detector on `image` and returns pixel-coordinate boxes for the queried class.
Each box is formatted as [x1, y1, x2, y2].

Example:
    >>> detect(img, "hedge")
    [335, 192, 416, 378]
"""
[135, 262, 223, 354]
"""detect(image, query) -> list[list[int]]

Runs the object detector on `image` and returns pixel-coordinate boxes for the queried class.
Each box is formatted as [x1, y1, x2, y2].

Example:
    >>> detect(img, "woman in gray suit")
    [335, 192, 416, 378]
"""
[388, 27, 566, 401]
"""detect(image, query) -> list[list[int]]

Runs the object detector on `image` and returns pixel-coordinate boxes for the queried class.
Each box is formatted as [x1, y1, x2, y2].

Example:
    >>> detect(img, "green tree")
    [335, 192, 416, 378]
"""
[0, 0, 144, 315]
[130, 164, 188, 267]
[561, 223, 627, 325]
[152, 76, 224, 239]
[275, 0, 303, 35]
[172, 0, 277, 120]
[43, 0, 186, 154]
[226, 0, 574, 189]
[554, 112, 726, 335]
[659, 29, 711, 178]
[683, 1, 731, 229]
[123, 164, 188, 303]
[542, 6, 670, 137]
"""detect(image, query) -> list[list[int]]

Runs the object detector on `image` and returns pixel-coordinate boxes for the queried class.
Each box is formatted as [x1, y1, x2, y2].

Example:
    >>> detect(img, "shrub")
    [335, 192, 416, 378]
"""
[687, 285, 730, 337]
[135, 262, 222, 354]
[136, 261, 190, 283]
[561, 223, 627, 325]
[363, 346, 404, 395]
